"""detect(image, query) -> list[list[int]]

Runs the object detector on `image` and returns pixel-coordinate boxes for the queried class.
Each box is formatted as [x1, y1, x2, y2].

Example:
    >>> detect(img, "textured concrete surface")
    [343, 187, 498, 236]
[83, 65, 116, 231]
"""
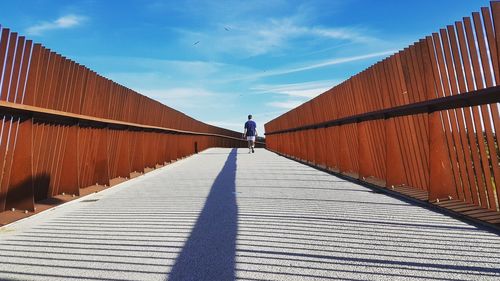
[0, 148, 499, 281]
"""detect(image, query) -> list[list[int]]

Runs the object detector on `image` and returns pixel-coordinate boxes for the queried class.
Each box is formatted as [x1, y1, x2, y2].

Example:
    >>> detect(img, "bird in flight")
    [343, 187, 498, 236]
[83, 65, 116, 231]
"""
[193, 41, 200, 45]
[224, 27, 230, 31]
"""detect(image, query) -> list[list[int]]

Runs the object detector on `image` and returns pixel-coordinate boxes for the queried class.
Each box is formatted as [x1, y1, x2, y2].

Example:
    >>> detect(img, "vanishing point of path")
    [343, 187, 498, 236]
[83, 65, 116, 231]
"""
[0, 148, 499, 281]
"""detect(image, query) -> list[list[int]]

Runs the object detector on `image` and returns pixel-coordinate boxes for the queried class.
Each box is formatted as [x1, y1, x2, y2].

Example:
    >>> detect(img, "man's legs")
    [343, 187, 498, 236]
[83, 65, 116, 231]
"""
[248, 140, 252, 153]
[251, 140, 255, 153]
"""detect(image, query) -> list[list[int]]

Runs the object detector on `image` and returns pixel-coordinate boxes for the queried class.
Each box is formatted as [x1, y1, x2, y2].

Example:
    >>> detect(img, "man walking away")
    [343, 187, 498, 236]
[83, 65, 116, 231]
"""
[243, 115, 257, 153]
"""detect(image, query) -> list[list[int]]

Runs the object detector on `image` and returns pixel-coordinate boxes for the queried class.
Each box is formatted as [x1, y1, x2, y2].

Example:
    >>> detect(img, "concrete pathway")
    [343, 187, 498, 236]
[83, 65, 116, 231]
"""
[0, 148, 499, 281]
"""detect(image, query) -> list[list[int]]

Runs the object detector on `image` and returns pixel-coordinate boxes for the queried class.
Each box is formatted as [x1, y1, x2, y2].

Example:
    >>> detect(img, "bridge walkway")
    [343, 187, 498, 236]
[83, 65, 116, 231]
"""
[0, 148, 499, 281]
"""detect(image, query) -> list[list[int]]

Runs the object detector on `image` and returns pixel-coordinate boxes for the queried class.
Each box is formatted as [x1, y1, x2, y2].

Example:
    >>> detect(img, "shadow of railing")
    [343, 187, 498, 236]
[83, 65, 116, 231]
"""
[168, 148, 238, 281]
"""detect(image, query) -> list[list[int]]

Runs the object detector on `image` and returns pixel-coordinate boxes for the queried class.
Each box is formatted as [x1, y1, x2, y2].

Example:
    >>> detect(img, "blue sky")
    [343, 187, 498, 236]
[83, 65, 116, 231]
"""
[0, 0, 491, 134]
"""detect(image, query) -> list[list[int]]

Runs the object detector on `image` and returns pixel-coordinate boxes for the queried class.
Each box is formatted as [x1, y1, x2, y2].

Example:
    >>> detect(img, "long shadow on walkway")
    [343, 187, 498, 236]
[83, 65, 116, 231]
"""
[168, 149, 238, 281]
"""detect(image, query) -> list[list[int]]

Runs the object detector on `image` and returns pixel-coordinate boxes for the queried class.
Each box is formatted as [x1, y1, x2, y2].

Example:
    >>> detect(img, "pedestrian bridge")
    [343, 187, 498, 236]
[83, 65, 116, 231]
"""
[1, 2, 500, 281]
[1, 148, 499, 281]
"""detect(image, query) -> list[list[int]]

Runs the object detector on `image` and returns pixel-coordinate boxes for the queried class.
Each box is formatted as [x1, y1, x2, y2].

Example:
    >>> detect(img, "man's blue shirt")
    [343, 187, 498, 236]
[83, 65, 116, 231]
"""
[244, 120, 257, 136]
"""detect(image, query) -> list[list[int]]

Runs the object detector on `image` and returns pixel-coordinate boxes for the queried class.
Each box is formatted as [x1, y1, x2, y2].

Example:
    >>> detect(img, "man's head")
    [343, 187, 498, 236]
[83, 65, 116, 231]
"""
[248, 114, 252, 120]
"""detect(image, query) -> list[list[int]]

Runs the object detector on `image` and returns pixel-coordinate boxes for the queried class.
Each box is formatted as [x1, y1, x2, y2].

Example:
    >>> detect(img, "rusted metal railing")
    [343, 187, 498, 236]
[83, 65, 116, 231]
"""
[265, 3, 500, 225]
[0, 25, 260, 224]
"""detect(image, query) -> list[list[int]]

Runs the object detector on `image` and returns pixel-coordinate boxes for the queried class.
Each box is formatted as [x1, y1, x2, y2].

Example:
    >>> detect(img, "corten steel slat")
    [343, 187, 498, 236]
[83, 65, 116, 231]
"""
[78, 71, 100, 187]
[365, 70, 386, 180]
[96, 128, 110, 185]
[420, 36, 458, 200]
[312, 98, 325, 166]
[454, 23, 486, 205]
[39, 53, 58, 198]
[52, 54, 65, 110]
[413, 42, 431, 165]
[116, 130, 131, 179]
[373, 59, 404, 186]
[77, 127, 89, 188]
[306, 128, 315, 163]
[327, 126, 340, 171]
[442, 27, 474, 199]
[41, 51, 56, 108]
[58, 125, 78, 195]
[434, 30, 470, 197]
[347, 82, 360, 174]
[323, 93, 336, 169]
[4, 117, 34, 212]
[0, 38, 27, 205]
[34, 50, 53, 198]
[351, 75, 365, 178]
[400, 46, 429, 190]
[0, 28, 10, 85]
[83, 127, 97, 187]
[467, 15, 499, 209]
[7, 36, 25, 102]
[78, 71, 95, 188]
[361, 70, 379, 179]
[483, 6, 500, 84]
[472, 11, 500, 210]
[0, 40, 32, 210]
[357, 121, 372, 180]
[429, 33, 464, 200]
[82, 71, 100, 187]
[296, 130, 303, 160]
[382, 55, 412, 188]
[0, 115, 16, 209]
[481, 7, 500, 150]
[369, 65, 388, 180]
[0, 32, 18, 101]
[130, 131, 144, 173]
[108, 130, 117, 179]
[32, 47, 49, 107]
[61, 61, 75, 112]
[388, 53, 418, 188]
[388, 54, 412, 184]
[54, 59, 77, 196]
[22, 43, 41, 106]
[317, 128, 327, 168]
[16, 40, 32, 104]
[372, 120, 386, 181]
[297, 129, 304, 161]
[365, 72, 384, 180]
[355, 73, 374, 180]
[446, 25, 479, 202]
[80, 70, 95, 116]
[385, 117, 407, 188]
[73, 69, 87, 189]
[49, 55, 69, 196]
[415, 39, 445, 192]
[406, 44, 430, 176]
[31, 49, 49, 201]
[392, 54, 421, 189]
[0, 117, 6, 210]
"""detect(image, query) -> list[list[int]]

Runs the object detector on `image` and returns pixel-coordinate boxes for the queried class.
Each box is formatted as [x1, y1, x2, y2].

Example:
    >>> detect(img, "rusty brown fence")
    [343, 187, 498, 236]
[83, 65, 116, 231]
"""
[0, 25, 261, 224]
[265, 3, 500, 226]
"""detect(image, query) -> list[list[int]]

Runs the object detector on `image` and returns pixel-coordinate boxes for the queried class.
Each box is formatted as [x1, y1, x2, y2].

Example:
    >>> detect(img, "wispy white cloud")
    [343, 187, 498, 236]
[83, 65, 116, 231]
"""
[136, 87, 220, 109]
[177, 15, 381, 58]
[140, 87, 214, 99]
[253, 80, 337, 98]
[267, 100, 305, 109]
[274, 50, 395, 74]
[26, 14, 87, 35]
[229, 49, 395, 81]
